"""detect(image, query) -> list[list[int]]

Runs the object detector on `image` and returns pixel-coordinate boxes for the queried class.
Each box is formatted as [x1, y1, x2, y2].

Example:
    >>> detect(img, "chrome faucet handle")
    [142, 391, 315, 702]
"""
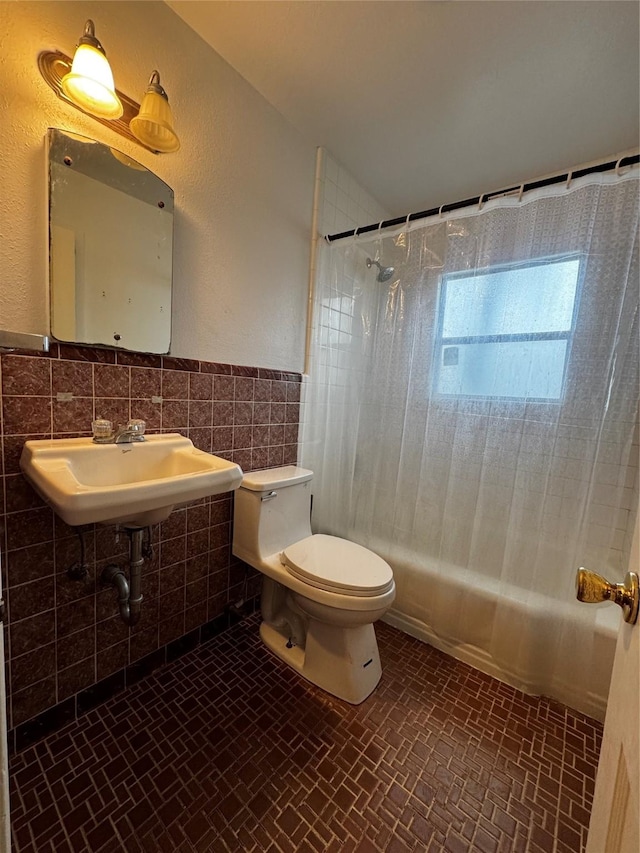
[92, 418, 114, 443]
[114, 419, 146, 443]
[127, 419, 146, 437]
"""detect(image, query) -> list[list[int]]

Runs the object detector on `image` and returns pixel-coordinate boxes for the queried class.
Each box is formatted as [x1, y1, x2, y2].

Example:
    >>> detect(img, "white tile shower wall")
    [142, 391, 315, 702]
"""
[311, 149, 390, 375]
[318, 150, 389, 238]
[302, 148, 391, 442]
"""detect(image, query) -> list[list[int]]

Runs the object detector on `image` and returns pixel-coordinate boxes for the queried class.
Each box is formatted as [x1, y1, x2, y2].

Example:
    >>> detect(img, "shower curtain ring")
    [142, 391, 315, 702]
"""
[405, 212, 412, 232]
[615, 157, 626, 176]
[565, 171, 573, 189]
[438, 204, 445, 218]
[517, 184, 524, 202]
[478, 193, 486, 210]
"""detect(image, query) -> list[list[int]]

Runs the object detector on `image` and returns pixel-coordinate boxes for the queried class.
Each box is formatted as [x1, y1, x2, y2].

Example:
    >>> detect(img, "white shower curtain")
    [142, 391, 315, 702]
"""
[301, 169, 639, 717]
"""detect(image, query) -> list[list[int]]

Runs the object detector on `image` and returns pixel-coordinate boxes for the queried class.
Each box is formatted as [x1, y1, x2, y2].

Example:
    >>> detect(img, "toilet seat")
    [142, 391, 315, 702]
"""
[281, 534, 393, 598]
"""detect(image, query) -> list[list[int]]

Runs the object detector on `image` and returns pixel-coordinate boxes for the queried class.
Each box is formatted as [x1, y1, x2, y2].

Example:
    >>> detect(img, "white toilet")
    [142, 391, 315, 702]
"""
[232, 465, 395, 704]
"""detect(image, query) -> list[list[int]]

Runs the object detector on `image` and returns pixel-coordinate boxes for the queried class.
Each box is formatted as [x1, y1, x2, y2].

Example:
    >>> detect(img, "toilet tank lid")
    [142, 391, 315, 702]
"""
[240, 465, 313, 491]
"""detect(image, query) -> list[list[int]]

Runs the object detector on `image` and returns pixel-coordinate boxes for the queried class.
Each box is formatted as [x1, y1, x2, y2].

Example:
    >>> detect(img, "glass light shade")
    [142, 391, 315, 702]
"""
[61, 43, 123, 119]
[130, 90, 180, 153]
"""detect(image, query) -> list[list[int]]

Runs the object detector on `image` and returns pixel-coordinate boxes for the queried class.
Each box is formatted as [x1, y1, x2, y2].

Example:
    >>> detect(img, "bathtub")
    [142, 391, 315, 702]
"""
[381, 549, 619, 721]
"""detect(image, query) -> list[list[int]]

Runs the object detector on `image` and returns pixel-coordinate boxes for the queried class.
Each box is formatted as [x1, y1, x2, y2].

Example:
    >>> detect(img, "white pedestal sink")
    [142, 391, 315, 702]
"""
[20, 433, 243, 527]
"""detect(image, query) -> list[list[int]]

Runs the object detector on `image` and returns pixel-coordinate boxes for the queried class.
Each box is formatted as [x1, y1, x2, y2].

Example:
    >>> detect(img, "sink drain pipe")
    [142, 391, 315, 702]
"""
[101, 528, 145, 627]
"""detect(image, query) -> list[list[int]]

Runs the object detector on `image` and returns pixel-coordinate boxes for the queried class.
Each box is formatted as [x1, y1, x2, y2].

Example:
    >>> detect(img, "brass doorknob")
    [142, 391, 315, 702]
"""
[576, 568, 639, 624]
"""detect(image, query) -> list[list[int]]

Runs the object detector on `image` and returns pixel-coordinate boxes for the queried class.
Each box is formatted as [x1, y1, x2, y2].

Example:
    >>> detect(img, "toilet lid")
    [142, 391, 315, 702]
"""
[281, 534, 393, 597]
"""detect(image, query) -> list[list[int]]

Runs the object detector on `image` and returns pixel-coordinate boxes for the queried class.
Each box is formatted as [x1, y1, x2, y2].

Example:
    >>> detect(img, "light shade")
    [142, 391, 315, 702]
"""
[130, 72, 180, 153]
[60, 21, 123, 120]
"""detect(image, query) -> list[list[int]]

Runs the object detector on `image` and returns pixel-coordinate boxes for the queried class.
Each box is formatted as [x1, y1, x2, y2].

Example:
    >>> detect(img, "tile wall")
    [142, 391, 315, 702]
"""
[0, 344, 301, 734]
[317, 149, 389, 238]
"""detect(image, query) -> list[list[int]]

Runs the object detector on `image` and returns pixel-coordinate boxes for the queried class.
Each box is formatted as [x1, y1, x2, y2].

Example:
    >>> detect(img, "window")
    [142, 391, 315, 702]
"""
[434, 257, 581, 401]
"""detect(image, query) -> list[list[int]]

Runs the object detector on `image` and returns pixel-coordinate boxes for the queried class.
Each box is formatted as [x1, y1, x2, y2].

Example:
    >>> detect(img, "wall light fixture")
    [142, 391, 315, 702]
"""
[60, 20, 122, 119]
[38, 20, 180, 155]
[130, 72, 180, 153]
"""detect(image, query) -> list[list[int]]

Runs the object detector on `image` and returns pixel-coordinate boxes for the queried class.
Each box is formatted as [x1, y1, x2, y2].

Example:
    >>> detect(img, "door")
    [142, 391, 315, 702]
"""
[585, 518, 639, 853]
[0, 548, 9, 853]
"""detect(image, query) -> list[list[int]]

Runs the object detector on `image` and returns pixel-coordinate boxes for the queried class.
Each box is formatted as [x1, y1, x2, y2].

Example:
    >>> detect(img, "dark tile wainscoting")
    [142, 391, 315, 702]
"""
[0, 344, 301, 748]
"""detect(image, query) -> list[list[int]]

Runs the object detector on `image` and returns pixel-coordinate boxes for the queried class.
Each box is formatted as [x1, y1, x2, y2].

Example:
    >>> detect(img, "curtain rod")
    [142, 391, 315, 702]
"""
[325, 153, 640, 243]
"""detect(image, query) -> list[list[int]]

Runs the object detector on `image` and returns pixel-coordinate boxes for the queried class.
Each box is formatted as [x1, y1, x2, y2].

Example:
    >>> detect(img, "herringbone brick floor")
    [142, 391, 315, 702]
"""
[9, 616, 601, 852]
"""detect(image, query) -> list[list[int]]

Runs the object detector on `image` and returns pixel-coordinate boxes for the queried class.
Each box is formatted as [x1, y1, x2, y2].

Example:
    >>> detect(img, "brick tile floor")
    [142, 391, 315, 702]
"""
[9, 617, 602, 852]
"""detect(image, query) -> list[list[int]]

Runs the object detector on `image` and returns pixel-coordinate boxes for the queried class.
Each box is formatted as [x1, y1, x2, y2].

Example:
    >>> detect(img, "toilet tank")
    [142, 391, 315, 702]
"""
[232, 466, 314, 562]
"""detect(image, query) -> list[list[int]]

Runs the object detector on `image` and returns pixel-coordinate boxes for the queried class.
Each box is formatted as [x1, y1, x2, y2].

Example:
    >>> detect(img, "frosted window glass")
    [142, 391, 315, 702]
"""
[437, 340, 568, 399]
[435, 257, 580, 401]
[442, 259, 580, 338]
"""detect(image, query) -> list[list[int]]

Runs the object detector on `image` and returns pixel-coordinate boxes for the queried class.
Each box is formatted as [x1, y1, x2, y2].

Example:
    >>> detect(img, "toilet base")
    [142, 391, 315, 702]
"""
[259, 619, 382, 704]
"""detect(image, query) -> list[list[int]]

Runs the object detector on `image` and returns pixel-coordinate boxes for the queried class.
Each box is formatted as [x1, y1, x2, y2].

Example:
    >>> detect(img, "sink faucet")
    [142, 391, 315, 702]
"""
[114, 419, 147, 444]
[92, 418, 146, 444]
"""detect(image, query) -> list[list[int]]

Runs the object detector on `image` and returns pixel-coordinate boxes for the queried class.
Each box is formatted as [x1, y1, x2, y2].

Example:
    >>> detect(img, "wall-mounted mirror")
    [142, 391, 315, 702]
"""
[48, 128, 173, 354]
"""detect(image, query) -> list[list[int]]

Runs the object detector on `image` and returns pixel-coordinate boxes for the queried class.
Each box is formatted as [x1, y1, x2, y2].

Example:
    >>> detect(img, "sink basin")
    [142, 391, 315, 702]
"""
[20, 433, 243, 527]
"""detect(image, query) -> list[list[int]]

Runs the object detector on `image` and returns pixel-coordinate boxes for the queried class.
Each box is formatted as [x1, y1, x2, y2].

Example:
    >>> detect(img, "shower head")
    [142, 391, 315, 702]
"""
[366, 257, 395, 282]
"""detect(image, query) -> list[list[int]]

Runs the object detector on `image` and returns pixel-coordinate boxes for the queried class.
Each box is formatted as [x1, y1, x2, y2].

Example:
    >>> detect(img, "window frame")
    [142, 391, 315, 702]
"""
[432, 254, 584, 404]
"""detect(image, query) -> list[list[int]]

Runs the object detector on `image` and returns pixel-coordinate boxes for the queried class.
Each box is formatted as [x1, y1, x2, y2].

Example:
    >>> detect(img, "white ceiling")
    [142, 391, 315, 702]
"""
[167, 1, 639, 219]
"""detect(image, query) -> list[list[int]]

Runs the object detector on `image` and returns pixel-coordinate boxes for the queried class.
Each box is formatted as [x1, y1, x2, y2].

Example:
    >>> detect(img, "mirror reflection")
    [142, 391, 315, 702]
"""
[48, 128, 173, 354]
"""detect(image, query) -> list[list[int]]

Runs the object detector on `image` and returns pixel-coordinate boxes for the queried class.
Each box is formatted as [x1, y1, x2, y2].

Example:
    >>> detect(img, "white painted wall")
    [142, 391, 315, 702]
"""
[0, 1, 315, 371]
